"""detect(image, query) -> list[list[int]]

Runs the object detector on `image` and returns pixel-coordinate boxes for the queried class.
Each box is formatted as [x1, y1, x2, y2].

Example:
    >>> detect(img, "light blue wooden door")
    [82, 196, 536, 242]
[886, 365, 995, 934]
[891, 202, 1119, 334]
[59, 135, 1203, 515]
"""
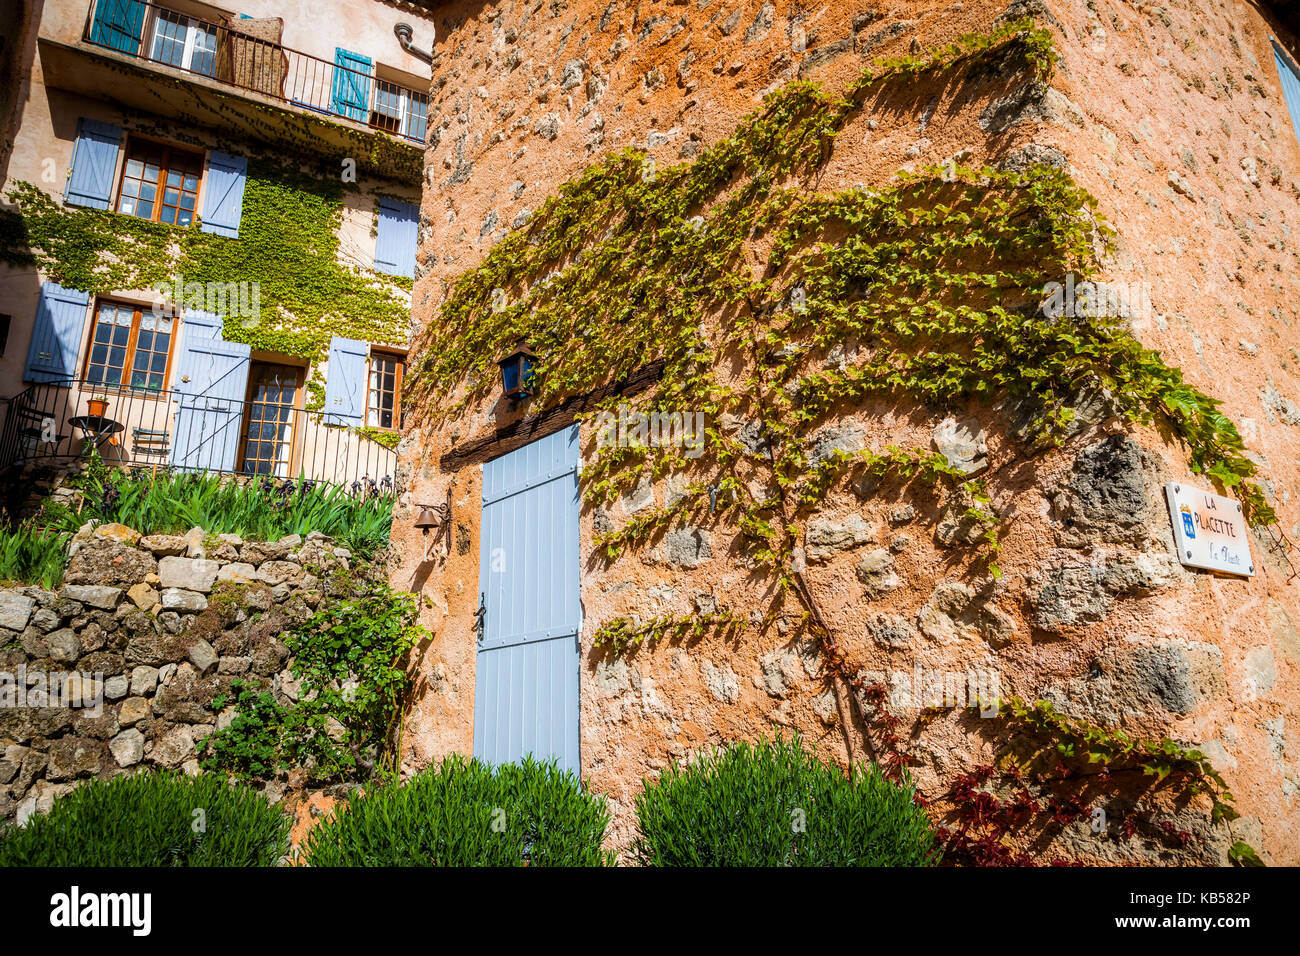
[169, 333, 251, 473]
[474, 425, 581, 775]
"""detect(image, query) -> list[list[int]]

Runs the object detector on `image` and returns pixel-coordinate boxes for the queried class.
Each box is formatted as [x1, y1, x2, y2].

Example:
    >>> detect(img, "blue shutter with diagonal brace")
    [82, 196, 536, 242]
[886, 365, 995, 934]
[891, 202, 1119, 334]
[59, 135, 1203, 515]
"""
[169, 328, 250, 473]
[200, 151, 248, 238]
[89, 0, 146, 54]
[375, 198, 418, 278]
[474, 426, 582, 774]
[331, 49, 373, 122]
[64, 118, 122, 210]
[322, 336, 368, 424]
[24, 283, 90, 384]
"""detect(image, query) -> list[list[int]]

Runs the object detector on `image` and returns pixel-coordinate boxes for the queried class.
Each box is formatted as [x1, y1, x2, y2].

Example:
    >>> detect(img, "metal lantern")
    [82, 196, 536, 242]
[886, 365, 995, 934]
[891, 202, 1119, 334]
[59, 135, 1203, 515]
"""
[496, 338, 538, 400]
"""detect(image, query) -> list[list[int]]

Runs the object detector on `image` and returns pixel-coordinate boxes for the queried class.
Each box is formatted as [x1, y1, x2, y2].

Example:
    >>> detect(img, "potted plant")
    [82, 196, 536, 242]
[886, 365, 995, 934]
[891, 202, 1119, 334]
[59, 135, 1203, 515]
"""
[86, 382, 111, 419]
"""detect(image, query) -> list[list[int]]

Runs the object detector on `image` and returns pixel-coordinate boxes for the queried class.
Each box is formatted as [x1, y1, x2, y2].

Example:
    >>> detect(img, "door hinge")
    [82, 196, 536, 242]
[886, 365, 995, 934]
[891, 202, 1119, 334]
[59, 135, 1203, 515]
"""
[473, 592, 486, 645]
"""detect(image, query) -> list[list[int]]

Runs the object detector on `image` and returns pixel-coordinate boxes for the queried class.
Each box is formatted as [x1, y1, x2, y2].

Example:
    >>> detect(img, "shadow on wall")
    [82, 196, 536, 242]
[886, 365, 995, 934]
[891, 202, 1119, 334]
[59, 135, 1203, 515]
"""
[0, 0, 41, 186]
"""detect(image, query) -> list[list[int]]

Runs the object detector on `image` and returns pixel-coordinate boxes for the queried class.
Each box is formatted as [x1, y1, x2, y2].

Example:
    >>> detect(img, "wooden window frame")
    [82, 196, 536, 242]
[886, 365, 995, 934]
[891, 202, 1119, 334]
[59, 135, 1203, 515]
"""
[143, 6, 221, 77]
[237, 361, 305, 478]
[365, 347, 405, 431]
[114, 135, 205, 226]
[83, 298, 178, 394]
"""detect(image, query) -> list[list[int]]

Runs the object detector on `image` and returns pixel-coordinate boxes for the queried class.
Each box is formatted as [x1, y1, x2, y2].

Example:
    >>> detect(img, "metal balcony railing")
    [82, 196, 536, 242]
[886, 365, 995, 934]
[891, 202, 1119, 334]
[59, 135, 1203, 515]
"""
[0, 379, 397, 492]
[81, 0, 429, 145]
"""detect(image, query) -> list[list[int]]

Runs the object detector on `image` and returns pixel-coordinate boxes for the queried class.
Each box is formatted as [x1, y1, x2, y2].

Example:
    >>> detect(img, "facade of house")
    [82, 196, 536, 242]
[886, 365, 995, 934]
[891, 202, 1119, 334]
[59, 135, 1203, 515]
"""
[391, 0, 1300, 863]
[0, 0, 437, 493]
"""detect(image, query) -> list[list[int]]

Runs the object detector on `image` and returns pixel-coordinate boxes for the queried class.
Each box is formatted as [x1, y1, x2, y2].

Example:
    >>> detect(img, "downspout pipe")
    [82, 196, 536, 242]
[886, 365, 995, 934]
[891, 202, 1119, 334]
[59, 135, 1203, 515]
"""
[394, 22, 434, 65]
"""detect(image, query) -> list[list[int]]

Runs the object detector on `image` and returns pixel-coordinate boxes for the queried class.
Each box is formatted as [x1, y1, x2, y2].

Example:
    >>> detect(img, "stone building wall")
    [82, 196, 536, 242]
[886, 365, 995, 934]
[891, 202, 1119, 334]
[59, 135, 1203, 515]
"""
[392, 0, 1300, 863]
[0, 522, 360, 824]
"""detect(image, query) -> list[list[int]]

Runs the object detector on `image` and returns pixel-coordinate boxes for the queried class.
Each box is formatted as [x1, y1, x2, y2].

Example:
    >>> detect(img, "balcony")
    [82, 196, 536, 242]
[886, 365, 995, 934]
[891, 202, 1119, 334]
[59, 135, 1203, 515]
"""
[37, 0, 428, 182]
[0, 379, 396, 491]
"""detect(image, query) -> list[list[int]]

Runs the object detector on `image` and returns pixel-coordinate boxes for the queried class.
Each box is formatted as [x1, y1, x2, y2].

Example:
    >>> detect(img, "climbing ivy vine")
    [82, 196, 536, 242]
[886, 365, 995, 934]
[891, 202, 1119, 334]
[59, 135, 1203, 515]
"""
[410, 18, 1269, 551]
[1, 157, 412, 411]
[406, 21, 1265, 861]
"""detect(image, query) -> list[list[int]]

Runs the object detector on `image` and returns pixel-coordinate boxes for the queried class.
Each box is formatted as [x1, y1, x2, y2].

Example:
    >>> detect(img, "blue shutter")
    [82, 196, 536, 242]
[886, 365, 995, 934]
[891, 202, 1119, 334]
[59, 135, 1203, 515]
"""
[474, 426, 581, 775]
[169, 333, 251, 473]
[64, 118, 122, 210]
[89, 0, 146, 54]
[331, 49, 373, 122]
[1273, 40, 1300, 150]
[200, 151, 248, 238]
[375, 198, 418, 278]
[322, 336, 368, 424]
[179, 309, 224, 344]
[24, 283, 90, 384]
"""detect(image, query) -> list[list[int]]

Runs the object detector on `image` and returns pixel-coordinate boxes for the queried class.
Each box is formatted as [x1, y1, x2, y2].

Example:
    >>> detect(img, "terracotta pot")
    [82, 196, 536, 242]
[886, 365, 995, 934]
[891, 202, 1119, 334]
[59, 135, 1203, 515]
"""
[87, 398, 109, 417]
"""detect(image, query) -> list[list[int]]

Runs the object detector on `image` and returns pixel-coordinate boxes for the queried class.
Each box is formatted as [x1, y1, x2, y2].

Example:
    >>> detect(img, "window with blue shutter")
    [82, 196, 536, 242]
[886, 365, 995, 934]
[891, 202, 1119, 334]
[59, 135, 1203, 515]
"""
[331, 49, 373, 123]
[1273, 40, 1300, 152]
[322, 336, 369, 424]
[89, 0, 147, 54]
[24, 283, 91, 384]
[374, 198, 418, 278]
[64, 118, 123, 210]
[200, 151, 248, 238]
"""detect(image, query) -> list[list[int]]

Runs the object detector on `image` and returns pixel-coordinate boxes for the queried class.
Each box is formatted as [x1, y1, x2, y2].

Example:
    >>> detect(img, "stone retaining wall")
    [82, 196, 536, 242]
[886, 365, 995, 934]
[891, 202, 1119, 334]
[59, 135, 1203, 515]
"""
[0, 522, 364, 823]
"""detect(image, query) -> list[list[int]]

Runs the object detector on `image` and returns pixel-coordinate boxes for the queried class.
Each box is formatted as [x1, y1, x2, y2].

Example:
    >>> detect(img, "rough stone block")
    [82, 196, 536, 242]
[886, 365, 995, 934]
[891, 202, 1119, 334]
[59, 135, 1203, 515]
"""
[0, 592, 35, 632]
[58, 585, 122, 610]
[158, 556, 220, 593]
[160, 588, 207, 612]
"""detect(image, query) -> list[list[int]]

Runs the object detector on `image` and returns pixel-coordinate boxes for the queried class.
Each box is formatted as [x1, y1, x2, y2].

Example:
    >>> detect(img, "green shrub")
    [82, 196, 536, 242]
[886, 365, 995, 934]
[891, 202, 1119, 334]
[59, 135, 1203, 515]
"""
[633, 735, 939, 866]
[44, 460, 394, 557]
[303, 755, 615, 866]
[0, 523, 69, 588]
[199, 577, 422, 783]
[0, 771, 289, 866]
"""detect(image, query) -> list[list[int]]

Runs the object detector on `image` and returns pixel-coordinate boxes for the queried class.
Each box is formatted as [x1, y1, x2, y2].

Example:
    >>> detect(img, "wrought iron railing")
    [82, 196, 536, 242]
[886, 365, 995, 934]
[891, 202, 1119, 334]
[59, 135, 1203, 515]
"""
[0, 379, 396, 491]
[81, 0, 429, 145]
